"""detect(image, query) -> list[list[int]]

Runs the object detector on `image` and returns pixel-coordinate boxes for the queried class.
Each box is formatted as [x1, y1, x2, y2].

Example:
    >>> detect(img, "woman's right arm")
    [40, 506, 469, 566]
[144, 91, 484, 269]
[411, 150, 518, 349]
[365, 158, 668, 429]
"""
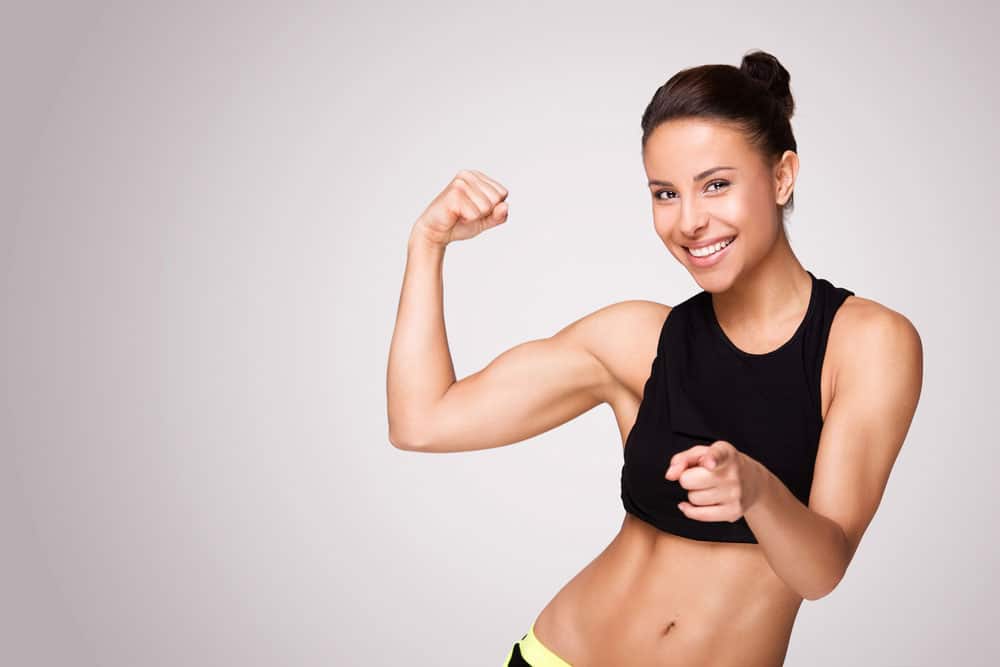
[386, 169, 616, 453]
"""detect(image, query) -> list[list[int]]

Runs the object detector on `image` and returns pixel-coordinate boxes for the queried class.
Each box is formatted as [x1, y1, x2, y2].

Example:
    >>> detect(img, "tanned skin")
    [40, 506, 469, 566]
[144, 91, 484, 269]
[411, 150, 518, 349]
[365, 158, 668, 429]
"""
[386, 118, 922, 666]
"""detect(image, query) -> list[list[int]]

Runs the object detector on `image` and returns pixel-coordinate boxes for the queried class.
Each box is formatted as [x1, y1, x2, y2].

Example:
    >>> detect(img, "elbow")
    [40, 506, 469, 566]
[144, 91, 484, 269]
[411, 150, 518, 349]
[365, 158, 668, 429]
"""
[387, 404, 416, 449]
[388, 422, 428, 451]
[388, 401, 440, 451]
[388, 429, 407, 450]
[803, 567, 846, 602]
[388, 427, 415, 450]
[803, 583, 834, 602]
[805, 524, 852, 601]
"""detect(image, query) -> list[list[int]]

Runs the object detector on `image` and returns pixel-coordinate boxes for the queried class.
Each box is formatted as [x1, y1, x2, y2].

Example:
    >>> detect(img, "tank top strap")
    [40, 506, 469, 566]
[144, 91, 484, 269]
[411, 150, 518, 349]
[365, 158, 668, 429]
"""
[655, 290, 702, 353]
[801, 272, 856, 425]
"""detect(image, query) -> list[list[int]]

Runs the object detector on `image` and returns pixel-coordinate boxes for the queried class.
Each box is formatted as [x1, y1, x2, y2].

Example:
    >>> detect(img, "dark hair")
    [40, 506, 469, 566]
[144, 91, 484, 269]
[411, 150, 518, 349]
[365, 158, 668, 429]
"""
[640, 49, 797, 218]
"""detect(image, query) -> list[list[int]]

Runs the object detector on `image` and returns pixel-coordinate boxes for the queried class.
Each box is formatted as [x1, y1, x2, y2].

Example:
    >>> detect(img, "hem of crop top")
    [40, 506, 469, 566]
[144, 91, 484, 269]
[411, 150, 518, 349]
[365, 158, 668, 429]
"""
[622, 504, 759, 544]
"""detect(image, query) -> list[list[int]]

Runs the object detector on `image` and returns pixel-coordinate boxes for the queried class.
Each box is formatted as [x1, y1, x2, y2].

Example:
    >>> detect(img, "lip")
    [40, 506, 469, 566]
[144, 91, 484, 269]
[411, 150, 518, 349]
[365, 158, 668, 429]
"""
[684, 235, 736, 268]
[684, 234, 737, 250]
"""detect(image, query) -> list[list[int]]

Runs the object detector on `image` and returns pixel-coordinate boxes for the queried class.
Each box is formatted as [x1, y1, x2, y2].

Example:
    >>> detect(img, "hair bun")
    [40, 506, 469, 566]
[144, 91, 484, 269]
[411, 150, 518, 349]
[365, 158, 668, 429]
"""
[740, 50, 794, 119]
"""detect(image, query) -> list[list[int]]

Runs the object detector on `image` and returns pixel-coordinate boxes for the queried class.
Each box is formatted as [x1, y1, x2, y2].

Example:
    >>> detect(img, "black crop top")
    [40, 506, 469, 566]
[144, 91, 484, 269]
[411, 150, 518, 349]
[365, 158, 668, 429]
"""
[620, 270, 855, 543]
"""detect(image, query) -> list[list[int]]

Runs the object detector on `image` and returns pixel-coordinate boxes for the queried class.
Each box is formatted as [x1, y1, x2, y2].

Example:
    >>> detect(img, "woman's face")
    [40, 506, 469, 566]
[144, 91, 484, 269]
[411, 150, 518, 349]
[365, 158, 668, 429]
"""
[641, 117, 797, 289]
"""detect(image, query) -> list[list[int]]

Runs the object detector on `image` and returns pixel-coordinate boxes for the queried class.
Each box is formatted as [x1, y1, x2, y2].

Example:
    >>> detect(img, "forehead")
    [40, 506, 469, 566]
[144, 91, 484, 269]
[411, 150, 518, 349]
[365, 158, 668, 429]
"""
[643, 118, 756, 176]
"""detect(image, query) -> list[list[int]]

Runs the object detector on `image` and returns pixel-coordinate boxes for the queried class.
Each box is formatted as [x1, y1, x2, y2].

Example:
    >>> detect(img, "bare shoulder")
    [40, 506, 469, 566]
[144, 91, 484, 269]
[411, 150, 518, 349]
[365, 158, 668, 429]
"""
[555, 299, 672, 403]
[828, 294, 923, 394]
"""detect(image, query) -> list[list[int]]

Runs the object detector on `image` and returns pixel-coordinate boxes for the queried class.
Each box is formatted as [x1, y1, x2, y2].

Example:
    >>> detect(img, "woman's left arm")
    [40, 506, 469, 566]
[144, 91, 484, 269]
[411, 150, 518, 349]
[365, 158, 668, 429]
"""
[742, 304, 923, 600]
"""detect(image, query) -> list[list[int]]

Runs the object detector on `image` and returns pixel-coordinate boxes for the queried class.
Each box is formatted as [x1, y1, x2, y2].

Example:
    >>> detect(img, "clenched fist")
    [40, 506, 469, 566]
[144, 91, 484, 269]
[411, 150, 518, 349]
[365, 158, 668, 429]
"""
[410, 169, 509, 247]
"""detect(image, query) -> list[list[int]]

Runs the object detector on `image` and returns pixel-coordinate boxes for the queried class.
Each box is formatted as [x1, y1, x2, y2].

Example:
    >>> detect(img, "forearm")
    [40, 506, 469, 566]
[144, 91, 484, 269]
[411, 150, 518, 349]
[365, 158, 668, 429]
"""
[386, 231, 454, 446]
[742, 456, 850, 601]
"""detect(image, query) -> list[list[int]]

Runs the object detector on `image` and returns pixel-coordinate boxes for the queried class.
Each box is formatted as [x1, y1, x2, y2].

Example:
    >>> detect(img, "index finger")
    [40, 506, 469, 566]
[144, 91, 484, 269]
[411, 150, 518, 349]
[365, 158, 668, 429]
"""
[670, 445, 711, 468]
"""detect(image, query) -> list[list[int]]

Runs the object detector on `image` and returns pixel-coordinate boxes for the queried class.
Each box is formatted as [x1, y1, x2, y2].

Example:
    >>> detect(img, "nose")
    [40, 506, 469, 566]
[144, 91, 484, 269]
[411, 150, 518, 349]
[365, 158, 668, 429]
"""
[678, 198, 709, 239]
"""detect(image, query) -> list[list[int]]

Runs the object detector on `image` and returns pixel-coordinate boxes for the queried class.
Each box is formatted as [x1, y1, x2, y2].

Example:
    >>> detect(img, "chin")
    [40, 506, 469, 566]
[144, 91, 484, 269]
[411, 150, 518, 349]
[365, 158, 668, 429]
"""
[689, 273, 724, 292]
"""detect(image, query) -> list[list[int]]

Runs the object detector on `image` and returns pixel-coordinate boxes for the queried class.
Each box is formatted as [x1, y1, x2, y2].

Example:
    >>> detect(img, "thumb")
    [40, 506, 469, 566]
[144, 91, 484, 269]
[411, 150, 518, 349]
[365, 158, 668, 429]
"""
[700, 442, 730, 470]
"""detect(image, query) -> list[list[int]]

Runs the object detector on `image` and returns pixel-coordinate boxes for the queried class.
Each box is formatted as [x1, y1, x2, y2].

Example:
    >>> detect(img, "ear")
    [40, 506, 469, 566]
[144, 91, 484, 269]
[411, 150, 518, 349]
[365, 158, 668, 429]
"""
[773, 150, 799, 206]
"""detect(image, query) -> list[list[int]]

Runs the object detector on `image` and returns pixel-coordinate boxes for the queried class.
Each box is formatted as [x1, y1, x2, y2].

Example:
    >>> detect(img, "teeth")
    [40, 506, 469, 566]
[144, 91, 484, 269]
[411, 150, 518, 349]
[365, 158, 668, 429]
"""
[688, 237, 734, 257]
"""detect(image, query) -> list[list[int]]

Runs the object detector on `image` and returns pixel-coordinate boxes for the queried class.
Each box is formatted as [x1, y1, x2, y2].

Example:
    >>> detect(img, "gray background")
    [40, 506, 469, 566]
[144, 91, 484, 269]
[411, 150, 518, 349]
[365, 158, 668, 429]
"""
[3, 1, 996, 665]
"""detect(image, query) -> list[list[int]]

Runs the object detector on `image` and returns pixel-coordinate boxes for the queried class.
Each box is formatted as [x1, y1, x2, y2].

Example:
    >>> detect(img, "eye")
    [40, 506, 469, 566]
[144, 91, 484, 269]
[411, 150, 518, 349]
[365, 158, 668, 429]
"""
[653, 180, 730, 201]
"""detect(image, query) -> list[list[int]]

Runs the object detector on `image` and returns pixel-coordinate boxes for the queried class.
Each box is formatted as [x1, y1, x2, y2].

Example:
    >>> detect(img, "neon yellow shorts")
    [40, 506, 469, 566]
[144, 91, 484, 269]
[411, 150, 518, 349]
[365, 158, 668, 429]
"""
[502, 621, 573, 666]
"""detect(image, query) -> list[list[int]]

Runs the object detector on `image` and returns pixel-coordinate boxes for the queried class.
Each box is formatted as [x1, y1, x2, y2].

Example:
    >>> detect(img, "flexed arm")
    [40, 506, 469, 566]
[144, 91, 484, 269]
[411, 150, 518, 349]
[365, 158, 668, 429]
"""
[386, 169, 615, 453]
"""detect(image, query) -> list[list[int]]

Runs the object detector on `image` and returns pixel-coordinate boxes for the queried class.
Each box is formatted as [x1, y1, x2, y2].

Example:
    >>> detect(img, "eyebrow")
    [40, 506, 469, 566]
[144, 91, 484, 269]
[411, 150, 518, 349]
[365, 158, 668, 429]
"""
[648, 166, 737, 188]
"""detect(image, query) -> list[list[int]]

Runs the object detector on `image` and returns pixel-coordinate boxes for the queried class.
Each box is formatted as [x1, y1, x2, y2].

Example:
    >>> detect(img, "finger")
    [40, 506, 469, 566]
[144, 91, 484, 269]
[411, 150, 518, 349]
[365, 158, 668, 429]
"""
[467, 169, 508, 204]
[665, 446, 710, 479]
[490, 201, 509, 225]
[665, 453, 694, 480]
[480, 201, 508, 230]
[447, 188, 485, 222]
[699, 441, 735, 471]
[669, 445, 710, 468]
[707, 441, 734, 469]
[470, 169, 509, 200]
[453, 172, 494, 217]
[685, 486, 728, 505]
[456, 169, 500, 209]
[677, 501, 731, 522]
[665, 459, 691, 481]
[677, 465, 717, 490]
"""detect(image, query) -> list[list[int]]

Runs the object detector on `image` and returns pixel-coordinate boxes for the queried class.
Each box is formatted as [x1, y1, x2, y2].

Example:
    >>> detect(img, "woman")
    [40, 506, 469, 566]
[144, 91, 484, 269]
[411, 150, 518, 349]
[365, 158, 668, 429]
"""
[386, 50, 923, 667]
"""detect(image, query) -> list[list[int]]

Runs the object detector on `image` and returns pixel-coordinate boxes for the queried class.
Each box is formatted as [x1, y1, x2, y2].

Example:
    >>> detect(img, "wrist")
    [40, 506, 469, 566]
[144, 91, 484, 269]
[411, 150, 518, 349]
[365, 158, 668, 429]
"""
[407, 227, 447, 259]
[741, 453, 772, 511]
[409, 217, 452, 248]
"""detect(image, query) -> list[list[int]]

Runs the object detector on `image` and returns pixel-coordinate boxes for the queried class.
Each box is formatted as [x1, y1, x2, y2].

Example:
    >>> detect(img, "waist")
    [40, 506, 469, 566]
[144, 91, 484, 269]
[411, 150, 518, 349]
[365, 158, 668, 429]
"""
[532, 513, 803, 666]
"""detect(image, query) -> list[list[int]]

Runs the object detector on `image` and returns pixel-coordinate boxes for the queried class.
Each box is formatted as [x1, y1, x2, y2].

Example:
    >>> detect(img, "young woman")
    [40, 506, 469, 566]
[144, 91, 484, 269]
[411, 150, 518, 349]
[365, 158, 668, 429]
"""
[386, 50, 923, 667]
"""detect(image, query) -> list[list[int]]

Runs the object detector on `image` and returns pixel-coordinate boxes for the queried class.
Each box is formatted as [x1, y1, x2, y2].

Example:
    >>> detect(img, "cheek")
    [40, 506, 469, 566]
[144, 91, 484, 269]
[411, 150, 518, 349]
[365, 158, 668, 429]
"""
[652, 207, 675, 238]
[717, 192, 754, 220]
[716, 191, 775, 245]
[744, 179, 781, 220]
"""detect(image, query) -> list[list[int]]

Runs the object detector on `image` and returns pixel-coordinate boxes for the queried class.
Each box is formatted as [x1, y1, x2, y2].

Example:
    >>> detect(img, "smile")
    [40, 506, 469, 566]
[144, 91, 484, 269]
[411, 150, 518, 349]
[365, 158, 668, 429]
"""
[686, 236, 736, 258]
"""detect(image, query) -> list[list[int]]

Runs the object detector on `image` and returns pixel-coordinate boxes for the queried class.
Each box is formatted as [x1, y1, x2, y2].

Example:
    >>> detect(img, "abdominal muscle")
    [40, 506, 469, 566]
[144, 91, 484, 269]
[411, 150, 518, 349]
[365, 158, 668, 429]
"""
[530, 514, 804, 667]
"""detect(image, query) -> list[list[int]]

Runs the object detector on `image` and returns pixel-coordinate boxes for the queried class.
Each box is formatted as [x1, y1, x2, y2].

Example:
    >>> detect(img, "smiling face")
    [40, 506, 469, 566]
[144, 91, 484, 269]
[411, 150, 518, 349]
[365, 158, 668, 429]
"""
[642, 117, 798, 289]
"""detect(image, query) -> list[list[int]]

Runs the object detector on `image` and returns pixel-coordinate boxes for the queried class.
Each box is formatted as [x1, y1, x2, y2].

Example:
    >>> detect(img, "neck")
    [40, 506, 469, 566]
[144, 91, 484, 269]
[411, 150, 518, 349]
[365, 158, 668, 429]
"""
[710, 233, 811, 332]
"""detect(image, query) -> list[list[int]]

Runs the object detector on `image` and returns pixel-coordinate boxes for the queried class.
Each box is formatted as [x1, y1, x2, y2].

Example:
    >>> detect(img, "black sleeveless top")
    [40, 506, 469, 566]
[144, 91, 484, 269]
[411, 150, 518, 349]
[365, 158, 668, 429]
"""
[619, 270, 855, 543]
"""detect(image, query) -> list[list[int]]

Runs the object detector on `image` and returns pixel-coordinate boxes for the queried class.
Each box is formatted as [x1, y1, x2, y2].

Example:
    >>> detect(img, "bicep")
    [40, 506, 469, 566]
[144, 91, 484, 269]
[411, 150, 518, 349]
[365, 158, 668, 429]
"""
[415, 314, 615, 453]
[808, 309, 924, 561]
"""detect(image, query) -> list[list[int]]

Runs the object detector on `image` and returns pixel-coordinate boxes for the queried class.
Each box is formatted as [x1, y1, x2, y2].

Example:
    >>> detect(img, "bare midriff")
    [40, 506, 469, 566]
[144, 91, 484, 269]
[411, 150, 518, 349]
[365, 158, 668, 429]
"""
[530, 512, 804, 667]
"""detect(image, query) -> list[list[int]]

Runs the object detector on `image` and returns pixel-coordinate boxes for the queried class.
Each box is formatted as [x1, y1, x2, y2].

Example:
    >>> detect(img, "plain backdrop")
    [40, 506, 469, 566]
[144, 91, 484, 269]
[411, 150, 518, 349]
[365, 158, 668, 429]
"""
[3, 1, 997, 665]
